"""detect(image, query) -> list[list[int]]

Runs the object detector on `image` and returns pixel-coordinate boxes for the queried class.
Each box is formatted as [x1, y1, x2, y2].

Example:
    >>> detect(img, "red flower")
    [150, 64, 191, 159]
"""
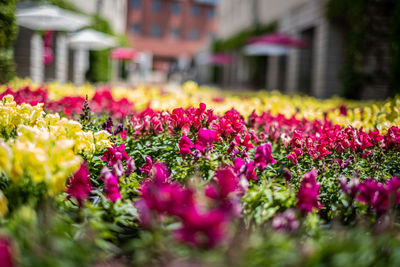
[66, 163, 92, 207]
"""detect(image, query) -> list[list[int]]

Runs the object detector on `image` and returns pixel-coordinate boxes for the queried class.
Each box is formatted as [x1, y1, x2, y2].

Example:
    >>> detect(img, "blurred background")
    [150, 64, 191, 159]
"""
[1, 0, 400, 99]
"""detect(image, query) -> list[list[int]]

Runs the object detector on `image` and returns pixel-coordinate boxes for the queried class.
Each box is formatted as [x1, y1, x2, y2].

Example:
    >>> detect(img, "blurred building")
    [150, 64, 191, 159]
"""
[68, 0, 127, 34]
[127, 0, 217, 79]
[217, 0, 346, 98]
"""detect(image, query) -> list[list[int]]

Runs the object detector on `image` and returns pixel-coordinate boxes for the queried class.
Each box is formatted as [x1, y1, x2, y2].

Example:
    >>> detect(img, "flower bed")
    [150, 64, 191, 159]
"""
[0, 80, 400, 266]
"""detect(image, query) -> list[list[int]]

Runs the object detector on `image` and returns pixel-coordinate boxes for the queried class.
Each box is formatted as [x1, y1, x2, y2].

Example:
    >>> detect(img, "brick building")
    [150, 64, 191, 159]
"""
[127, 0, 217, 73]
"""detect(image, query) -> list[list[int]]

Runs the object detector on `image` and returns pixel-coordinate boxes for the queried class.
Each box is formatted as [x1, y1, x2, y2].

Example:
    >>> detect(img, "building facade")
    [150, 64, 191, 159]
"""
[217, 0, 346, 99]
[68, 0, 127, 34]
[127, 0, 217, 74]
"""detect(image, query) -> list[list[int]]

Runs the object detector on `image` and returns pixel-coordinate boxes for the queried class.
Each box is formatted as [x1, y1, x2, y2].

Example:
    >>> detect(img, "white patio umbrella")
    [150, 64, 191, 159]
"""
[68, 29, 117, 50]
[16, 5, 90, 84]
[16, 5, 90, 31]
[243, 43, 289, 56]
[68, 29, 117, 86]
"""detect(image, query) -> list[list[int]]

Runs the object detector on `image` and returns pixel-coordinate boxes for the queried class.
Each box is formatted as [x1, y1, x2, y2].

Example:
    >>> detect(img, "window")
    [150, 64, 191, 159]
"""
[191, 5, 200, 17]
[131, 0, 141, 9]
[131, 23, 141, 34]
[188, 29, 199, 40]
[207, 8, 215, 18]
[153, 0, 162, 12]
[151, 25, 162, 37]
[171, 2, 180, 14]
[171, 28, 180, 39]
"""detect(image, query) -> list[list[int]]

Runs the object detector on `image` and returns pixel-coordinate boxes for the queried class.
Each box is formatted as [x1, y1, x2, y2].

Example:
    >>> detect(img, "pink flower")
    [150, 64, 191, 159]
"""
[195, 128, 218, 153]
[139, 156, 153, 176]
[66, 163, 92, 206]
[101, 144, 130, 166]
[296, 169, 322, 214]
[179, 135, 194, 159]
[254, 143, 276, 171]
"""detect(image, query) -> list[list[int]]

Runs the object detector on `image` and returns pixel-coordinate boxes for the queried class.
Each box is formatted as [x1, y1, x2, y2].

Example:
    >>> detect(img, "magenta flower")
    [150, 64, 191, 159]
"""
[179, 135, 194, 159]
[254, 143, 276, 171]
[175, 208, 227, 248]
[286, 152, 298, 165]
[104, 173, 123, 202]
[0, 236, 13, 267]
[357, 179, 389, 213]
[125, 157, 136, 177]
[387, 177, 400, 205]
[138, 163, 195, 220]
[233, 134, 254, 151]
[139, 156, 153, 176]
[66, 163, 92, 207]
[206, 168, 239, 200]
[195, 128, 218, 153]
[101, 144, 130, 166]
[233, 158, 257, 181]
[296, 169, 322, 214]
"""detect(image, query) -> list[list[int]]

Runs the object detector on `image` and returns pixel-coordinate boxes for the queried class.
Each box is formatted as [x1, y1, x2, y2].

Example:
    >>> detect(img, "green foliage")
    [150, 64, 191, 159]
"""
[326, 0, 400, 99]
[86, 15, 114, 83]
[0, 0, 18, 83]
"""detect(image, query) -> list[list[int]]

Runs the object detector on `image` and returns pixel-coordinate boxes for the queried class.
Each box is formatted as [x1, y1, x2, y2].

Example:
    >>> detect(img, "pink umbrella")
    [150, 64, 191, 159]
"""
[209, 53, 234, 65]
[110, 47, 138, 60]
[248, 33, 307, 48]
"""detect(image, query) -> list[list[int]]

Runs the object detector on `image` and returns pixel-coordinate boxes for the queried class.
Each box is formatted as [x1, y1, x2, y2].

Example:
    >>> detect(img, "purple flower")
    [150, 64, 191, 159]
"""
[125, 157, 136, 177]
[102, 117, 113, 133]
[283, 168, 292, 183]
[296, 169, 322, 214]
[66, 163, 92, 207]
[179, 135, 194, 159]
[254, 143, 276, 171]
[272, 209, 299, 232]
[340, 176, 360, 198]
